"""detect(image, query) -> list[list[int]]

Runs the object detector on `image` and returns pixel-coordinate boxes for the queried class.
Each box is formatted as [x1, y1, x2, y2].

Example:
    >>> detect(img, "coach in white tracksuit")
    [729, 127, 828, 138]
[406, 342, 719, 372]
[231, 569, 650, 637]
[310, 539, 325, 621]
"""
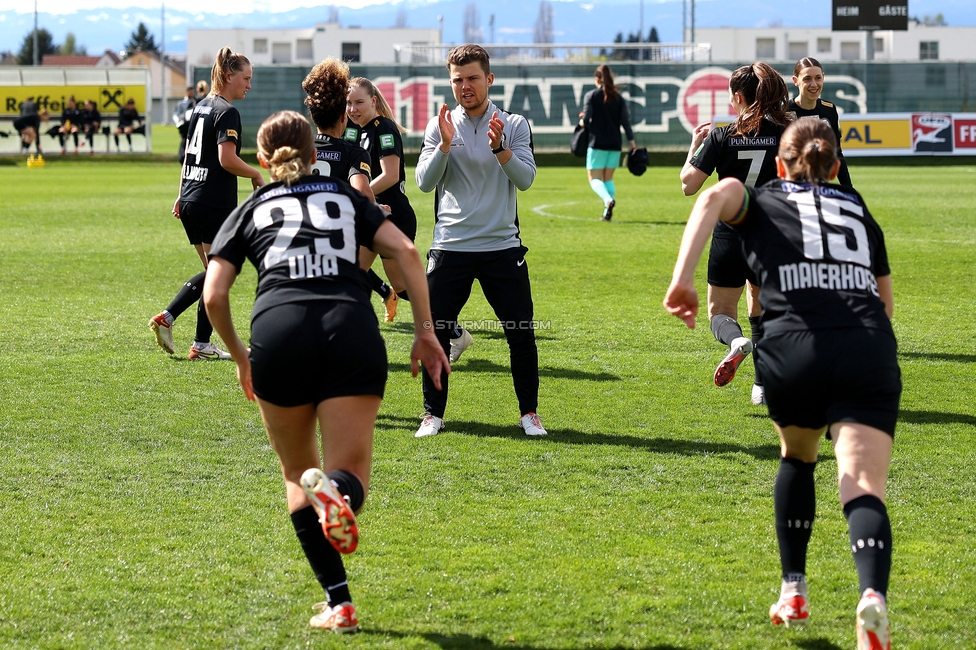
[413, 44, 548, 439]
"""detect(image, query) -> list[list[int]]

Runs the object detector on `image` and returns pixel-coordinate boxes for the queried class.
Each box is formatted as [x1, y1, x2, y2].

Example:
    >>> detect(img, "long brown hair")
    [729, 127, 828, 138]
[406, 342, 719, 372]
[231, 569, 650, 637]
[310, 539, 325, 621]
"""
[348, 77, 406, 133]
[303, 58, 350, 131]
[730, 62, 791, 136]
[257, 110, 314, 187]
[778, 118, 838, 184]
[210, 47, 251, 95]
[793, 56, 823, 77]
[595, 64, 619, 103]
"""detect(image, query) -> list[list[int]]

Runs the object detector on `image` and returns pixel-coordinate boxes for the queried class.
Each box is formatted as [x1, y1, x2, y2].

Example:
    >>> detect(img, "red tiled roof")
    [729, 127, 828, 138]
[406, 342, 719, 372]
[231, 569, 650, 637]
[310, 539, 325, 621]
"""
[42, 55, 101, 66]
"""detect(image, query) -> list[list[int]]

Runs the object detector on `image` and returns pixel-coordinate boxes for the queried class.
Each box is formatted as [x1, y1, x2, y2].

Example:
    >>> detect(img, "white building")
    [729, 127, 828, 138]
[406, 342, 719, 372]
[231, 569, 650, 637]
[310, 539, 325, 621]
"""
[186, 22, 441, 72]
[693, 21, 976, 62]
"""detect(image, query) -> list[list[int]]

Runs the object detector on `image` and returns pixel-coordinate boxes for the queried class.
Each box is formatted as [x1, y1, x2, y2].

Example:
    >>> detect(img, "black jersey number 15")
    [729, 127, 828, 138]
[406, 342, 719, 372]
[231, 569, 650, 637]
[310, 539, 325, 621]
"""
[788, 193, 871, 267]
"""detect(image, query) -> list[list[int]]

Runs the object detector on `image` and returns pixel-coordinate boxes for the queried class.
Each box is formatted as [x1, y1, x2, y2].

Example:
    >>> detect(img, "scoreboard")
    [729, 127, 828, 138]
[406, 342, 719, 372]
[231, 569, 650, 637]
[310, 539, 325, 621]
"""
[832, 0, 909, 31]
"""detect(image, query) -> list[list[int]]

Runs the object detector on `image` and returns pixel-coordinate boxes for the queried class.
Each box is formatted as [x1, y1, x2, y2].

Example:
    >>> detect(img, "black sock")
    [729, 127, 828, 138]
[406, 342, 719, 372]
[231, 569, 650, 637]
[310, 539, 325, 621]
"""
[451, 326, 463, 339]
[844, 495, 892, 597]
[72, 133, 79, 148]
[748, 315, 764, 387]
[774, 457, 816, 578]
[194, 297, 214, 344]
[397, 290, 410, 302]
[165, 271, 206, 320]
[126, 134, 132, 146]
[366, 269, 391, 300]
[710, 314, 744, 346]
[114, 134, 119, 147]
[327, 469, 364, 512]
[290, 506, 352, 605]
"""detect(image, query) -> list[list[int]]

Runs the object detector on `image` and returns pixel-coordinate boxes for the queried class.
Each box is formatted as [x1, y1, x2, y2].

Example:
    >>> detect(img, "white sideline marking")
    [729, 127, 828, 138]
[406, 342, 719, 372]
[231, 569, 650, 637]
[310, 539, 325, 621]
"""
[531, 202, 593, 221]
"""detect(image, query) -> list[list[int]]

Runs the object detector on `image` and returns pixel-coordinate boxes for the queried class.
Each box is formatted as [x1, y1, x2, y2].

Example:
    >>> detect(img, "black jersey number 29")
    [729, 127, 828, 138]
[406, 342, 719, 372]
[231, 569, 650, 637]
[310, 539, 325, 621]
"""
[251, 193, 357, 271]
[788, 192, 871, 267]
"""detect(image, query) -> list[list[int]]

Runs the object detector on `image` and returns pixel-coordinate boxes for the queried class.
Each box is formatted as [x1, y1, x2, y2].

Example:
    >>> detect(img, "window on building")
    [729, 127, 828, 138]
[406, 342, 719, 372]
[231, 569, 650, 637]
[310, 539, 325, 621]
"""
[341, 42, 361, 63]
[272, 42, 291, 64]
[840, 41, 860, 60]
[817, 38, 831, 53]
[296, 39, 313, 60]
[920, 41, 939, 60]
[253, 38, 268, 54]
[874, 37, 884, 53]
[788, 42, 808, 59]
[756, 38, 775, 59]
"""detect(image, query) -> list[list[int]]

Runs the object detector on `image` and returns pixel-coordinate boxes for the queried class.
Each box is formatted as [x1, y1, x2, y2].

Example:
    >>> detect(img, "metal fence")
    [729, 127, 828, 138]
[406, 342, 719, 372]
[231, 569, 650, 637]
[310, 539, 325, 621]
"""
[393, 42, 713, 65]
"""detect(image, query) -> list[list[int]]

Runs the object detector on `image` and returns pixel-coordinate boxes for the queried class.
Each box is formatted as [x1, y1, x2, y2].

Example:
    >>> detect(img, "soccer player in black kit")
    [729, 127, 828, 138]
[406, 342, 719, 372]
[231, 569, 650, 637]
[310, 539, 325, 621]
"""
[680, 62, 793, 406]
[203, 110, 448, 633]
[114, 98, 141, 153]
[302, 59, 375, 203]
[666, 118, 898, 650]
[347, 77, 419, 323]
[789, 56, 853, 186]
[57, 95, 82, 154]
[148, 47, 264, 359]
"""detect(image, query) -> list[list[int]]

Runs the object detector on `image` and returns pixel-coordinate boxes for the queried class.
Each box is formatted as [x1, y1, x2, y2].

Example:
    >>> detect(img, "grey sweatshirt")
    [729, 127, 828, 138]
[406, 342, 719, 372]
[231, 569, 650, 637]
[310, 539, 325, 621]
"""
[416, 100, 536, 252]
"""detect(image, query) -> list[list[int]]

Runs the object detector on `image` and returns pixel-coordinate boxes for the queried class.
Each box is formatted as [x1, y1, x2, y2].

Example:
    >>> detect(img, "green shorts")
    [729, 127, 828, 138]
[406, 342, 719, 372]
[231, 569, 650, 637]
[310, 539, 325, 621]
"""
[586, 148, 621, 170]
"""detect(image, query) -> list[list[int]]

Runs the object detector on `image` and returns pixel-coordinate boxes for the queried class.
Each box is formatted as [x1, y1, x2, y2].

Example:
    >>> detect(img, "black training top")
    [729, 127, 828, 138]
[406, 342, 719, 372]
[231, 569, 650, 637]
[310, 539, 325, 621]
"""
[359, 116, 414, 218]
[209, 177, 388, 320]
[729, 179, 891, 335]
[689, 119, 788, 237]
[581, 88, 634, 151]
[180, 96, 242, 210]
[118, 106, 140, 127]
[81, 108, 101, 127]
[788, 98, 853, 186]
[61, 106, 82, 127]
[313, 133, 372, 185]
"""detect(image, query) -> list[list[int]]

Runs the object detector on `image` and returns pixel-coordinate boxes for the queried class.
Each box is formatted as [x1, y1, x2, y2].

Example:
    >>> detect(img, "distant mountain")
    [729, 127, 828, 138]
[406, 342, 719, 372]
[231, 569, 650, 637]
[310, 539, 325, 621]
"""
[2, 0, 973, 57]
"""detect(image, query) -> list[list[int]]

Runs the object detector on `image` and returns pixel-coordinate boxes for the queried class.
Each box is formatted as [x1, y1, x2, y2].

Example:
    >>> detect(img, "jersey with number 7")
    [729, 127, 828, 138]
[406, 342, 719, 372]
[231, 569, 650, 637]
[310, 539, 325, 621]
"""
[689, 120, 787, 237]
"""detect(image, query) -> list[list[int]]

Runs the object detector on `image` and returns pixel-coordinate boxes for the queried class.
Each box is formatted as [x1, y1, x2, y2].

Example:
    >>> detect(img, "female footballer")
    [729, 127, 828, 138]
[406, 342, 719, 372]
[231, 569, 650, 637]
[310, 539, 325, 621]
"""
[303, 59, 375, 202]
[149, 47, 264, 359]
[790, 56, 853, 186]
[347, 77, 418, 322]
[666, 118, 898, 650]
[679, 62, 793, 406]
[203, 110, 449, 633]
[579, 63, 636, 221]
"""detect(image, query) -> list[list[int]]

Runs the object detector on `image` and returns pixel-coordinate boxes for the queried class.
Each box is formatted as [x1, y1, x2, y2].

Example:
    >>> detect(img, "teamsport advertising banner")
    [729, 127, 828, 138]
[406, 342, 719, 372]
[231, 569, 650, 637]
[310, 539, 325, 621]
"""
[2, 86, 147, 116]
[204, 62, 976, 154]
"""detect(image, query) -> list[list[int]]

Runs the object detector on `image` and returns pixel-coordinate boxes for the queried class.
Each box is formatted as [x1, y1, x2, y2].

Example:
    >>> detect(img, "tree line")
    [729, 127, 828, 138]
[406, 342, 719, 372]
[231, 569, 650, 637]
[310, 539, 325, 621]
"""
[3, 23, 161, 66]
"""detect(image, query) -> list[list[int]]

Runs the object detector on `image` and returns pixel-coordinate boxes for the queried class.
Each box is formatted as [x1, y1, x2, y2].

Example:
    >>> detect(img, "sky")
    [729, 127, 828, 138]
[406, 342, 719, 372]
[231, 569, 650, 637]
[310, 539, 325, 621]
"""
[1, 0, 971, 55]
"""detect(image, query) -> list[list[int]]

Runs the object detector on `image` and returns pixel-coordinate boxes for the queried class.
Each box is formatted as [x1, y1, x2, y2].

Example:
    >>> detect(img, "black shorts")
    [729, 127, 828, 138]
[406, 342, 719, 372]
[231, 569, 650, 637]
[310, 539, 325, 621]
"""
[250, 300, 387, 407]
[386, 206, 418, 243]
[707, 232, 757, 288]
[756, 328, 901, 437]
[14, 115, 39, 133]
[180, 201, 232, 245]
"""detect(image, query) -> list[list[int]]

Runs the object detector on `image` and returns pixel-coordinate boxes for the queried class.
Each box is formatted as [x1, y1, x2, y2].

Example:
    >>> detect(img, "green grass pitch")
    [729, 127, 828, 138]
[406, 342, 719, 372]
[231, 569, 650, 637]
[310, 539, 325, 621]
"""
[1, 151, 974, 649]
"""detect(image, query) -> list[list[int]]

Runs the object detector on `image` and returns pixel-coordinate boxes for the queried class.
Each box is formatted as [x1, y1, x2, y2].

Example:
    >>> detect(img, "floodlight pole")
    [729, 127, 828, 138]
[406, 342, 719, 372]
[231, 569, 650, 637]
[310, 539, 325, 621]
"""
[33, 0, 39, 66]
[639, 0, 644, 61]
[161, 1, 167, 123]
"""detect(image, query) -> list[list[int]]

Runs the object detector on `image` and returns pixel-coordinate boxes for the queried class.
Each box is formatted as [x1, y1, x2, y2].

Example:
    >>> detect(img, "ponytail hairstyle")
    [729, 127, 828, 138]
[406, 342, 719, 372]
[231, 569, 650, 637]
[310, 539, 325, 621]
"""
[793, 56, 823, 78]
[348, 77, 406, 133]
[729, 62, 791, 136]
[256, 110, 314, 187]
[210, 47, 251, 95]
[303, 58, 350, 132]
[778, 118, 838, 184]
[594, 64, 619, 103]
